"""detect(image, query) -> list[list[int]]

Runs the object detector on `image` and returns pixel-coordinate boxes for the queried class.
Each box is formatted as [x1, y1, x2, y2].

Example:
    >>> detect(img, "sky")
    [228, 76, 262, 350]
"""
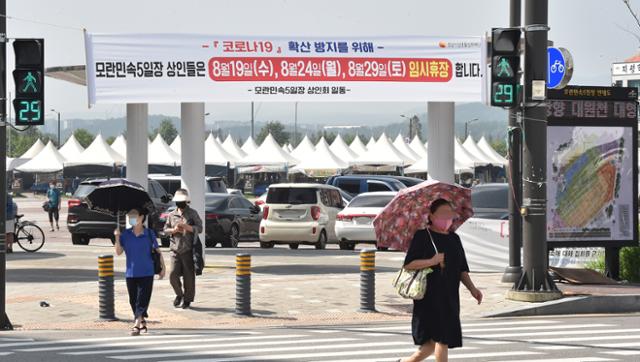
[6, 0, 640, 125]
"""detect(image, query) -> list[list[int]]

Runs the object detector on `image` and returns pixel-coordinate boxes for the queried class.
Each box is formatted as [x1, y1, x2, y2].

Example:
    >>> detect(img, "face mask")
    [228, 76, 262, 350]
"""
[128, 216, 138, 227]
[49, 184, 55, 189]
[176, 202, 187, 209]
[432, 217, 453, 231]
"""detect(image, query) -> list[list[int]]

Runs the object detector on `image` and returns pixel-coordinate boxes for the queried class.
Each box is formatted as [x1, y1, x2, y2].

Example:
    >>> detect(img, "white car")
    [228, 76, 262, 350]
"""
[259, 183, 345, 250]
[335, 192, 397, 250]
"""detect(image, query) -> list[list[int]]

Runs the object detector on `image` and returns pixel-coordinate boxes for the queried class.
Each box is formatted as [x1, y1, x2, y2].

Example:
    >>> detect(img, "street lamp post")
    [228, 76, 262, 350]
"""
[400, 114, 410, 139]
[464, 118, 479, 140]
[51, 109, 61, 146]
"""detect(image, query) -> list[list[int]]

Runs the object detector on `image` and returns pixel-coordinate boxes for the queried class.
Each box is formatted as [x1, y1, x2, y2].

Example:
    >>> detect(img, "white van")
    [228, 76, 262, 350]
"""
[259, 183, 345, 249]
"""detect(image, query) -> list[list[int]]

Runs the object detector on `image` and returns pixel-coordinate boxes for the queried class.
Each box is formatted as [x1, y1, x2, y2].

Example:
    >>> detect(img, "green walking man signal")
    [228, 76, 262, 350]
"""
[12, 38, 45, 126]
[20, 72, 38, 93]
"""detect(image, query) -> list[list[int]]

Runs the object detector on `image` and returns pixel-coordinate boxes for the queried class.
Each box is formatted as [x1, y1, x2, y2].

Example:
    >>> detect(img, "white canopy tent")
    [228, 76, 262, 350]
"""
[19, 139, 45, 159]
[64, 134, 125, 167]
[291, 137, 348, 174]
[478, 136, 509, 165]
[353, 133, 414, 167]
[392, 134, 421, 163]
[241, 136, 259, 155]
[221, 135, 247, 160]
[149, 134, 181, 166]
[463, 136, 505, 166]
[58, 134, 86, 161]
[170, 135, 181, 155]
[330, 134, 358, 164]
[405, 154, 473, 175]
[365, 136, 377, 150]
[290, 135, 316, 161]
[237, 134, 299, 172]
[349, 135, 367, 156]
[6, 157, 28, 172]
[110, 135, 127, 158]
[455, 137, 489, 168]
[16, 141, 67, 173]
[205, 133, 238, 167]
[409, 135, 428, 158]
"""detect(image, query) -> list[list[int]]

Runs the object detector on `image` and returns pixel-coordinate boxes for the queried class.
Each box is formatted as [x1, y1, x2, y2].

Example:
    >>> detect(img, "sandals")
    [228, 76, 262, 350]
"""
[130, 326, 141, 336]
[140, 320, 148, 334]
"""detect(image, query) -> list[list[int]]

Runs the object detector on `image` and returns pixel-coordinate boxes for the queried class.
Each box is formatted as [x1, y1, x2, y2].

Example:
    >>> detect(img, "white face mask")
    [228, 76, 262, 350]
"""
[128, 216, 138, 227]
[49, 184, 55, 189]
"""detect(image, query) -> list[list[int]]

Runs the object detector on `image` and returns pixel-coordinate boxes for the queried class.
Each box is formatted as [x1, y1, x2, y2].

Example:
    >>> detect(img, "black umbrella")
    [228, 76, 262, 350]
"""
[86, 179, 154, 221]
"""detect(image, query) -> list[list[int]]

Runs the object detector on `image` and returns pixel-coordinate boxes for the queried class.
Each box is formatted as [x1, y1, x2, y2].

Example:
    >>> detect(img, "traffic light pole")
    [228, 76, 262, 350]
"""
[502, 0, 523, 283]
[507, 0, 561, 301]
[0, 0, 13, 330]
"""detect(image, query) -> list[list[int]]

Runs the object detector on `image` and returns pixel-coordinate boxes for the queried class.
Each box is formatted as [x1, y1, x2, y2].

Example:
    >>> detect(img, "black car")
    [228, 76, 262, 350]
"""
[159, 194, 261, 248]
[471, 183, 509, 220]
[148, 174, 228, 195]
[67, 178, 173, 245]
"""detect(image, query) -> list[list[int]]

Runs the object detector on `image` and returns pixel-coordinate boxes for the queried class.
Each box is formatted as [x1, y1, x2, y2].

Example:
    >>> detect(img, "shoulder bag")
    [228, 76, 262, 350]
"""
[147, 230, 162, 275]
[392, 229, 438, 300]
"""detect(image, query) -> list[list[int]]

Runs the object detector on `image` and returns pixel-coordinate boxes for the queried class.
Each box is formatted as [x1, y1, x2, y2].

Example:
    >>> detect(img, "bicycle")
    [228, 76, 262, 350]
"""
[13, 214, 46, 252]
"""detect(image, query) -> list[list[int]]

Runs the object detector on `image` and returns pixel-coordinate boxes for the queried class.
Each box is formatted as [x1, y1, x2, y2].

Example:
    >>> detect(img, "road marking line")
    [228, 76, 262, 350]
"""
[0, 352, 14, 356]
[163, 350, 542, 362]
[463, 323, 611, 333]
[109, 341, 410, 360]
[532, 345, 584, 350]
[487, 358, 615, 362]
[532, 334, 640, 343]
[64, 337, 357, 356]
[469, 328, 640, 339]
[348, 320, 559, 333]
[602, 350, 640, 356]
[470, 340, 515, 345]
[0, 334, 209, 349]
[592, 342, 640, 348]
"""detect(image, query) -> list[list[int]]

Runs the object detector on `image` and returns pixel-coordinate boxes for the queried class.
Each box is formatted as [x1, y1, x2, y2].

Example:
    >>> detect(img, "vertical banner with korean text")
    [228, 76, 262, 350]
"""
[84, 33, 483, 104]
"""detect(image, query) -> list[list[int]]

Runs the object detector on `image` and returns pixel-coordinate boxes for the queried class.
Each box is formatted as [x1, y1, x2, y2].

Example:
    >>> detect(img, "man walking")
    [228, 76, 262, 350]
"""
[164, 189, 202, 309]
[46, 181, 61, 232]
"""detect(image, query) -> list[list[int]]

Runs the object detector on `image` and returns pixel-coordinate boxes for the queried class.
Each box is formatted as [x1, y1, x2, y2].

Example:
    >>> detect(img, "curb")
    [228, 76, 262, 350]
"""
[484, 294, 640, 317]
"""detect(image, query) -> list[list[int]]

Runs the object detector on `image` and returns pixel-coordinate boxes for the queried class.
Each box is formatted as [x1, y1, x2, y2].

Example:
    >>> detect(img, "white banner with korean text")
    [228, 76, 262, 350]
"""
[84, 33, 483, 105]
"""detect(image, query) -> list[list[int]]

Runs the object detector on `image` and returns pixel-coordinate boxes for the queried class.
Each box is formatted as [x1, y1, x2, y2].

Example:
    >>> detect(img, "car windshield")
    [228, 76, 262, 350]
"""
[73, 184, 98, 199]
[205, 196, 229, 209]
[397, 178, 422, 187]
[472, 187, 508, 209]
[267, 187, 317, 204]
[349, 194, 395, 208]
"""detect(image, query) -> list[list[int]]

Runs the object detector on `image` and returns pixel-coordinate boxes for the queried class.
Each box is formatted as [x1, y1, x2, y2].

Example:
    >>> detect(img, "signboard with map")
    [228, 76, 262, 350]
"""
[546, 86, 638, 247]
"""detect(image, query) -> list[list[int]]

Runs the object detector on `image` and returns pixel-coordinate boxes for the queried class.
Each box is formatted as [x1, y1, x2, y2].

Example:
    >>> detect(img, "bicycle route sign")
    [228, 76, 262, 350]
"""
[547, 47, 573, 89]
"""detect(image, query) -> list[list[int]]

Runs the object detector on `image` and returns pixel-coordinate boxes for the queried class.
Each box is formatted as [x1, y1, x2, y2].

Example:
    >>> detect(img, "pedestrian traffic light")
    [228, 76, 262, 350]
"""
[490, 28, 521, 108]
[12, 39, 44, 126]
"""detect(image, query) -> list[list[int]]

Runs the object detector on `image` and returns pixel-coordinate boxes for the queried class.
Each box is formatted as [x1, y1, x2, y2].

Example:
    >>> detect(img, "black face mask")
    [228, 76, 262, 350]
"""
[176, 202, 187, 209]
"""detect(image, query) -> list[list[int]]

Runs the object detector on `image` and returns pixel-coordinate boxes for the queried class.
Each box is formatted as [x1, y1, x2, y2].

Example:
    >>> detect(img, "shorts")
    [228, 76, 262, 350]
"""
[5, 220, 15, 234]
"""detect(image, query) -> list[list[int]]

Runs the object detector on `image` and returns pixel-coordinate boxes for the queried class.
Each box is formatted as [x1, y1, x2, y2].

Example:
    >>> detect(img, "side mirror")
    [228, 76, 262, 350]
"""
[161, 194, 173, 203]
[250, 205, 260, 214]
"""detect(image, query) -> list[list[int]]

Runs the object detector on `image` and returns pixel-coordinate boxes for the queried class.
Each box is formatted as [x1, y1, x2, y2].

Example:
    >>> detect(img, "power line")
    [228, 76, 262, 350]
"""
[0, 13, 84, 32]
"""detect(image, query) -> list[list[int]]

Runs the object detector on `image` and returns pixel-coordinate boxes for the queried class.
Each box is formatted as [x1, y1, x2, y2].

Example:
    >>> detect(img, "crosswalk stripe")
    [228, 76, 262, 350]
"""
[592, 342, 640, 348]
[346, 320, 558, 332]
[487, 358, 615, 362]
[468, 328, 640, 339]
[0, 333, 209, 349]
[18, 334, 307, 353]
[110, 341, 410, 360]
[532, 345, 584, 350]
[164, 350, 542, 362]
[470, 340, 515, 345]
[463, 323, 611, 333]
[64, 337, 357, 356]
[602, 351, 640, 356]
[0, 352, 14, 356]
[532, 334, 640, 343]
[0, 338, 34, 342]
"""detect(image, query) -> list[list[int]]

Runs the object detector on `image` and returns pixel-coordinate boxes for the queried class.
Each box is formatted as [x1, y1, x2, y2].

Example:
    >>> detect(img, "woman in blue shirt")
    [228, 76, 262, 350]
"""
[114, 207, 166, 336]
[46, 182, 61, 232]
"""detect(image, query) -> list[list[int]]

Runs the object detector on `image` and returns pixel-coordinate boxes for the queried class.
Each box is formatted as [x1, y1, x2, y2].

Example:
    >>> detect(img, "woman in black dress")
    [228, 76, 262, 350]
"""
[399, 199, 483, 362]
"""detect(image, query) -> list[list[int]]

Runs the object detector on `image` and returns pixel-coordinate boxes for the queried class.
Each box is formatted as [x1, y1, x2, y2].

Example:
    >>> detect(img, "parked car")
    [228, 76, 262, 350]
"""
[148, 174, 228, 195]
[159, 193, 261, 248]
[259, 183, 345, 249]
[254, 188, 353, 211]
[335, 192, 397, 251]
[326, 175, 408, 196]
[471, 183, 509, 220]
[67, 178, 173, 245]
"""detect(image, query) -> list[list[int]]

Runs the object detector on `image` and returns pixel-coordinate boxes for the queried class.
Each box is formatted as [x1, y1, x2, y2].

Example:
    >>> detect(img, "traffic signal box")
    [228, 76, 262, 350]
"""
[491, 28, 521, 108]
[13, 39, 44, 126]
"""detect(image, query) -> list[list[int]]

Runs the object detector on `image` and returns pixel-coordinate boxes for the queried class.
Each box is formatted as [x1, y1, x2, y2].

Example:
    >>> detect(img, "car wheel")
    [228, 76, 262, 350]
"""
[315, 230, 327, 250]
[229, 224, 240, 248]
[339, 242, 350, 250]
[260, 242, 274, 249]
[160, 237, 170, 248]
[289, 243, 299, 250]
[71, 234, 90, 245]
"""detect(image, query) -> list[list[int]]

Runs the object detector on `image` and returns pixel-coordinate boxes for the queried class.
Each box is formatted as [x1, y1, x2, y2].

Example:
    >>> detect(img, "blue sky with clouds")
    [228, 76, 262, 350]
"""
[6, 0, 639, 124]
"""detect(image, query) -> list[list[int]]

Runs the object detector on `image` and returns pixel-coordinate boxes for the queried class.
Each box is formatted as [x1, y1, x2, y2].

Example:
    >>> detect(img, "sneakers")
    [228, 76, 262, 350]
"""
[173, 296, 183, 307]
[181, 301, 191, 309]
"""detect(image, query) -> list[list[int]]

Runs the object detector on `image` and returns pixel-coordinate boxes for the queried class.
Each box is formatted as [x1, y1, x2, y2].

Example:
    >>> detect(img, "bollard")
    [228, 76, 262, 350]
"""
[359, 248, 376, 312]
[235, 253, 252, 316]
[98, 255, 117, 321]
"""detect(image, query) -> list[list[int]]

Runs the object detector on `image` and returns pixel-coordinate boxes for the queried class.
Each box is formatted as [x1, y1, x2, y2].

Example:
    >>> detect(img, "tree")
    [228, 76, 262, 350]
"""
[74, 129, 95, 148]
[257, 121, 290, 145]
[490, 138, 507, 156]
[150, 119, 178, 144]
[7, 127, 41, 158]
[343, 134, 356, 145]
[106, 136, 116, 145]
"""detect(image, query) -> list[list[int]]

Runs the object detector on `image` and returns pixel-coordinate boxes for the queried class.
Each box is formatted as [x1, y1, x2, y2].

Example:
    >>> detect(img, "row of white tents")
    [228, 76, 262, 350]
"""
[6, 132, 507, 175]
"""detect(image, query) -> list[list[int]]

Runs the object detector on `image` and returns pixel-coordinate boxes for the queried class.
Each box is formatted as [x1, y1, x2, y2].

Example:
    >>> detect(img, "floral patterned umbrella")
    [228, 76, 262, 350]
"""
[373, 180, 473, 251]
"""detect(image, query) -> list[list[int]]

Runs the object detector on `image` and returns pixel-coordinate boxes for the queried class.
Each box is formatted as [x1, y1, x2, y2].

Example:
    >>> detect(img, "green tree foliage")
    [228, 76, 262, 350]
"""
[490, 139, 507, 157]
[150, 119, 179, 144]
[106, 136, 116, 145]
[257, 121, 290, 146]
[73, 129, 95, 148]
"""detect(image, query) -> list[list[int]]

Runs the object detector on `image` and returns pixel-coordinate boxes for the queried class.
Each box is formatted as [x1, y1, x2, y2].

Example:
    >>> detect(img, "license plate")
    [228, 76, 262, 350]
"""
[355, 217, 372, 225]
[278, 210, 304, 219]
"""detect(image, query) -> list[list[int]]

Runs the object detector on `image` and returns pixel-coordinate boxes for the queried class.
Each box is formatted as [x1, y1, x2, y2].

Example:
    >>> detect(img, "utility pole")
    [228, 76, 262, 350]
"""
[51, 109, 61, 146]
[502, 0, 524, 283]
[250, 101, 254, 138]
[508, 0, 561, 301]
[0, 0, 13, 330]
